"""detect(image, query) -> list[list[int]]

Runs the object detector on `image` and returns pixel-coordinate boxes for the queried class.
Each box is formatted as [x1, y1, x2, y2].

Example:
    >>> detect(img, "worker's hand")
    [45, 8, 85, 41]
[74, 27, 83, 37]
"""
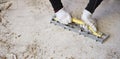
[55, 8, 71, 24]
[81, 9, 97, 32]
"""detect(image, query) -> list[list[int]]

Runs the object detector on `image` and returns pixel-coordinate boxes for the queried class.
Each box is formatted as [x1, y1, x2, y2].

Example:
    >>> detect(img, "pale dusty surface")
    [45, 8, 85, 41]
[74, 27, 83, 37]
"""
[0, 0, 120, 59]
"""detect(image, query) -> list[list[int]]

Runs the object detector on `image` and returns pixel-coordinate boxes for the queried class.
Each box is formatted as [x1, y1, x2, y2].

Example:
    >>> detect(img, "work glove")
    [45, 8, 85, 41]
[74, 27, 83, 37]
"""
[55, 8, 71, 24]
[81, 9, 97, 32]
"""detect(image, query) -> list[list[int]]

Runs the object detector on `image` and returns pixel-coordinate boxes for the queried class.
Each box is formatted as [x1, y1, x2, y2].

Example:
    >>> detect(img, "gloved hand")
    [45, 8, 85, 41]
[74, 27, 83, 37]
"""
[81, 9, 97, 32]
[55, 8, 71, 24]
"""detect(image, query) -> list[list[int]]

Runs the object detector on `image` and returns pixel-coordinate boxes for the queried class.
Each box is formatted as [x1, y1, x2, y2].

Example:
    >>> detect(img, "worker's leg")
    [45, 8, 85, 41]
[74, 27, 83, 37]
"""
[81, 0, 103, 31]
[49, 0, 63, 12]
[49, 0, 71, 24]
[85, 0, 103, 14]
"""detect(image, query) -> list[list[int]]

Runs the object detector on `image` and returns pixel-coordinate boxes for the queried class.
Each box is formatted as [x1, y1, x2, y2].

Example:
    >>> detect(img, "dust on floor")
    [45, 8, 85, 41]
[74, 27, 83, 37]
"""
[0, 0, 120, 59]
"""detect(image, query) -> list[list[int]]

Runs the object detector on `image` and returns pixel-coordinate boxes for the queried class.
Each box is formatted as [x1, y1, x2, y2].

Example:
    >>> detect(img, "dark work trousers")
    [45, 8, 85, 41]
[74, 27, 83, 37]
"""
[49, 0, 103, 13]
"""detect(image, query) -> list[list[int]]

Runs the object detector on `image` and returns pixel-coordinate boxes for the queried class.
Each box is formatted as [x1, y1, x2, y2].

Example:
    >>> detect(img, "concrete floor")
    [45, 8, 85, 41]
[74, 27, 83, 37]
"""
[0, 0, 120, 59]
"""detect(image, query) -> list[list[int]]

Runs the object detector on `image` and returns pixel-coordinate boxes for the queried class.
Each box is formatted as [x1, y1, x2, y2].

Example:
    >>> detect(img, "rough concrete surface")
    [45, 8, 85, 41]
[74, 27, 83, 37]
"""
[0, 0, 120, 59]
